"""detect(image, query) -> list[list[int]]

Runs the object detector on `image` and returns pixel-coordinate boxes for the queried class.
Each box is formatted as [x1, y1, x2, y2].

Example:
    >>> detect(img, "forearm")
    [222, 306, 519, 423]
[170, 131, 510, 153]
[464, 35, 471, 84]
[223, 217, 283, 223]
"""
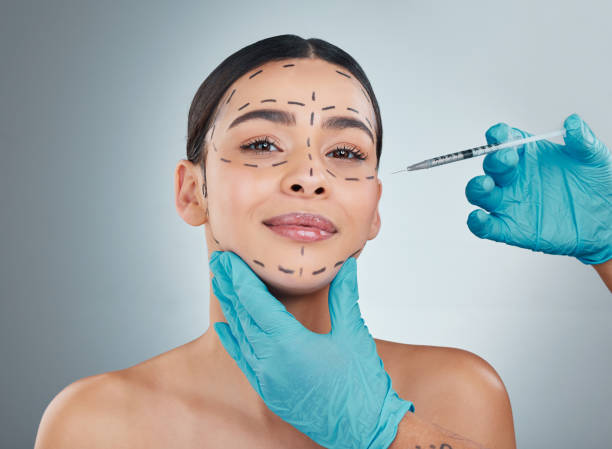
[388, 412, 490, 449]
[592, 257, 612, 293]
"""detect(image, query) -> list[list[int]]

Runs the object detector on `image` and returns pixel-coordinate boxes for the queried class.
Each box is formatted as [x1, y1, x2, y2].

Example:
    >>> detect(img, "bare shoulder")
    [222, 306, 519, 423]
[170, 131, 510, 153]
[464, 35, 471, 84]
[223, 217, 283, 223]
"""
[34, 370, 135, 449]
[374, 338, 516, 449]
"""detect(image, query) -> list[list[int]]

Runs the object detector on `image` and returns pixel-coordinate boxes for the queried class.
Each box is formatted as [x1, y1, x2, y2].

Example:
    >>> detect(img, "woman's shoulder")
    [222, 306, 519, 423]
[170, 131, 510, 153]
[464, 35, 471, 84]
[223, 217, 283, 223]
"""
[374, 338, 515, 446]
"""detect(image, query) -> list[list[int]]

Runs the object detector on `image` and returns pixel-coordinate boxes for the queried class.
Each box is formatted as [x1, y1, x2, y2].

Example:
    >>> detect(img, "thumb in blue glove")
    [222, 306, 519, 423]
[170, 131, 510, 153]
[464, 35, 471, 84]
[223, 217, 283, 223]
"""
[210, 250, 414, 449]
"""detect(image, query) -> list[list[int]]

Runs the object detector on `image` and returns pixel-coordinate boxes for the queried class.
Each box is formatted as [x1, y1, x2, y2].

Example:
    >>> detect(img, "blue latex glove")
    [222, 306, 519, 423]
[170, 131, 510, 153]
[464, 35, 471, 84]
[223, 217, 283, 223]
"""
[465, 113, 612, 264]
[209, 251, 415, 449]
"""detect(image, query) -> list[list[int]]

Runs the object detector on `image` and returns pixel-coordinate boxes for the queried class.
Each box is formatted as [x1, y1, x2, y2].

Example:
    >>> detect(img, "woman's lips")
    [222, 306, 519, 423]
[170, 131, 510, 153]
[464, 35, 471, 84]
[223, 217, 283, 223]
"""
[265, 224, 335, 242]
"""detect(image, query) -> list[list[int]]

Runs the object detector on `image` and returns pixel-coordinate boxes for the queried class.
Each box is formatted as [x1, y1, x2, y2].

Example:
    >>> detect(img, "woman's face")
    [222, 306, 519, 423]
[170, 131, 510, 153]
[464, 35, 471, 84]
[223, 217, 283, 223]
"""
[204, 57, 382, 295]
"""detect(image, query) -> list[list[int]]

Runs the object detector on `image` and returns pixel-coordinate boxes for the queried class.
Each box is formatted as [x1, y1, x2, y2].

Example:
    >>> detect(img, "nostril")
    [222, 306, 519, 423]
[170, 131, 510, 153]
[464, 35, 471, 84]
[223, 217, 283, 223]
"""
[291, 184, 301, 192]
[315, 187, 324, 194]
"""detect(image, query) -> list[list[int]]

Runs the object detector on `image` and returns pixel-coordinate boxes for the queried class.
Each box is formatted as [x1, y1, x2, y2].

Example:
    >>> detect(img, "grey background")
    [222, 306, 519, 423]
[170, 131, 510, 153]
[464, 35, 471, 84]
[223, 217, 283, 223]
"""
[1, 0, 610, 447]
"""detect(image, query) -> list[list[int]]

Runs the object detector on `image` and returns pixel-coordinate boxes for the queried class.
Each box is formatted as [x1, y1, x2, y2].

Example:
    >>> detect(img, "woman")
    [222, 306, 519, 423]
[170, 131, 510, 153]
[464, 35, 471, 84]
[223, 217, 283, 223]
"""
[35, 35, 611, 449]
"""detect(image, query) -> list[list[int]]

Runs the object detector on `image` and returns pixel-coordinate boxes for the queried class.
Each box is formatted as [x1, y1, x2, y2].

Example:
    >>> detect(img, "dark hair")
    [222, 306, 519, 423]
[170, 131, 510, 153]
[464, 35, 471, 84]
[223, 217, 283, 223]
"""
[186, 34, 383, 197]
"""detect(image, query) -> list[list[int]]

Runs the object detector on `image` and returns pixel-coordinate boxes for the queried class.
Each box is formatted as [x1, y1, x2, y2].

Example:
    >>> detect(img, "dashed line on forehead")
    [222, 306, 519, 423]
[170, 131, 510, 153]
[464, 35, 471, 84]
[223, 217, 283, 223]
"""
[321, 105, 335, 111]
[347, 107, 359, 114]
[261, 99, 276, 103]
[288, 101, 305, 106]
[238, 102, 250, 111]
[249, 69, 263, 79]
[336, 70, 351, 79]
[226, 89, 236, 104]
[282, 63, 295, 68]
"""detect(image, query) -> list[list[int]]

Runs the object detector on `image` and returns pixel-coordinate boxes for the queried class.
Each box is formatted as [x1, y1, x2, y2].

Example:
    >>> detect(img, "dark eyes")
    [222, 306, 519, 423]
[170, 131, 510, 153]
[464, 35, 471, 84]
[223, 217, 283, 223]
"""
[239, 136, 367, 161]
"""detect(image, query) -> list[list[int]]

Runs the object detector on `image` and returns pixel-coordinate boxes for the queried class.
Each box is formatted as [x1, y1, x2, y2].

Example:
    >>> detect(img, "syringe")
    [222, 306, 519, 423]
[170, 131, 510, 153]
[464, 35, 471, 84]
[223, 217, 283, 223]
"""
[390, 128, 567, 173]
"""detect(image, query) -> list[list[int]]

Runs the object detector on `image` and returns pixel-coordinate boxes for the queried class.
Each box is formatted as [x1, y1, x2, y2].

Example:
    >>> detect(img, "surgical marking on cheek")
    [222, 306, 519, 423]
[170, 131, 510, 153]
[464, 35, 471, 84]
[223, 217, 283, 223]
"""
[312, 266, 326, 275]
[347, 107, 359, 114]
[226, 89, 236, 104]
[310, 112, 314, 126]
[350, 248, 362, 258]
[213, 237, 220, 244]
[336, 70, 351, 79]
[220, 158, 232, 163]
[261, 98, 276, 103]
[213, 143, 218, 152]
[334, 260, 344, 267]
[312, 91, 315, 101]
[249, 69, 263, 79]
[321, 105, 335, 111]
[308, 153, 312, 160]
[253, 259, 265, 267]
[244, 163, 258, 168]
[366, 175, 375, 179]
[278, 265, 295, 274]
[345, 177, 359, 181]
[238, 102, 250, 111]
[365, 117, 373, 131]
[310, 168, 313, 176]
[288, 101, 305, 106]
[272, 160, 288, 167]
[283, 63, 295, 68]
[326, 169, 336, 177]
[307, 138, 310, 148]
[210, 124, 215, 140]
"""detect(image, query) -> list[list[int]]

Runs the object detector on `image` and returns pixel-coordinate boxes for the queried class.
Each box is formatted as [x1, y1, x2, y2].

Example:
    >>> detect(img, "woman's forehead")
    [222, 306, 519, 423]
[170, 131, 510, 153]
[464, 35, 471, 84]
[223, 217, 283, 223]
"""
[214, 59, 375, 126]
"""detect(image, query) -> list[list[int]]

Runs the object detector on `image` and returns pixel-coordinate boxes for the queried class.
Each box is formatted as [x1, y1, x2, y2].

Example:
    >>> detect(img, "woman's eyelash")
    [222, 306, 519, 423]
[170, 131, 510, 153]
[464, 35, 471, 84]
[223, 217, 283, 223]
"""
[239, 137, 367, 161]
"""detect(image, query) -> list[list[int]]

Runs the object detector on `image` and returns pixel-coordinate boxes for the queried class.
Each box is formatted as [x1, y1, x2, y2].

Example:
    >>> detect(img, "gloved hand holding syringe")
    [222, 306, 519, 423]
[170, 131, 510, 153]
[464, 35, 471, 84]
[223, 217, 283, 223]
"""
[391, 128, 567, 173]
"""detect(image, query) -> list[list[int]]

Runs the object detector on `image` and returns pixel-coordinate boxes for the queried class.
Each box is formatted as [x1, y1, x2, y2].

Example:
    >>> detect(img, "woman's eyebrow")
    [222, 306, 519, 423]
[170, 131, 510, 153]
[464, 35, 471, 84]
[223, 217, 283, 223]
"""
[226, 108, 374, 144]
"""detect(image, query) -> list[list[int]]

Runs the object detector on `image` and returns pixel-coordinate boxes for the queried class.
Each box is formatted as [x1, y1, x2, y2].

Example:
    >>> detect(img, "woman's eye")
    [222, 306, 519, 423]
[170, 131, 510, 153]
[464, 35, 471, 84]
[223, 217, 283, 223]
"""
[240, 137, 280, 154]
[327, 146, 367, 161]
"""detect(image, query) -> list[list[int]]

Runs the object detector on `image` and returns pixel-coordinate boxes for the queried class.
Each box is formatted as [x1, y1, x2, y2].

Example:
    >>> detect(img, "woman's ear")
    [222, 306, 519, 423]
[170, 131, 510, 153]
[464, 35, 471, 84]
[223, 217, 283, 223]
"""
[367, 179, 382, 240]
[174, 159, 209, 226]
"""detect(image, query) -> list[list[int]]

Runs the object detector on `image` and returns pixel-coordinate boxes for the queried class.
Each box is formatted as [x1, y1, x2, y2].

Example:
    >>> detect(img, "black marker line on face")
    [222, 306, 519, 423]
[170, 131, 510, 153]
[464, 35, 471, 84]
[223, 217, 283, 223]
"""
[336, 70, 351, 79]
[308, 153, 312, 160]
[272, 160, 288, 167]
[261, 99, 277, 103]
[202, 184, 206, 197]
[213, 143, 218, 152]
[220, 158, 231, 163]
[326, 169, 336, 177]
[278, 265, 295, 274]
[310, 112, 314, 126]
[361, 87, 369, 103]
[226, 89, 236, 104]
[244, 163, 258, 168]
[322, 105, 335, 110]
[334, 260, 344, 267]
[347, 107, 359, 114]
[366, 175, 375, 179]
[238, 102, 250, 111]
[349, 248, 362, 258]
[310, 168, 313, 176]
[283, 64, 295, 68]
[301, 246, 304, 256]
[253, 259, 265, 267]
[299, 267, 303, 276]
[365, 117, 373, 130]
[312, 266, 326, 275]
[288, 101, 305, 106]
[211, 124, 215, 140]
[345, 177, 359, 181]
[213, 237, 220, 244]
[249, 69, 263, 79]
[307, 137, 310, 147]
[312, 91, 315, 101]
